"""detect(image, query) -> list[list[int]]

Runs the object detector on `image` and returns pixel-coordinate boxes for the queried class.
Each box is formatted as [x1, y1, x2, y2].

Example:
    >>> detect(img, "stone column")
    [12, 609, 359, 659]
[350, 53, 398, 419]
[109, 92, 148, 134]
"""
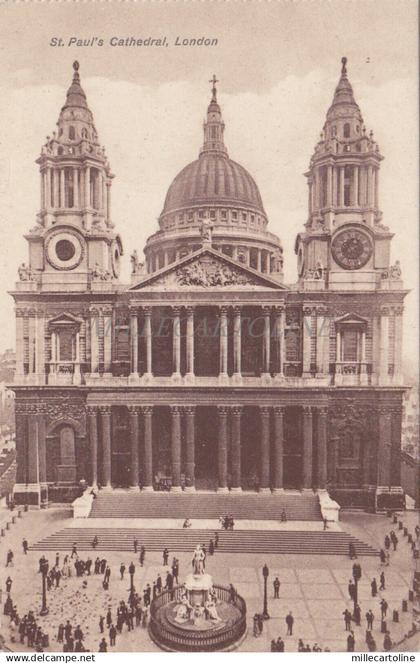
[129, 307, 139, 378]
[87, 406, 98, 488]
[27, 407, 39, 484]
[273, 407, 284, 492]
[172, 307, 181, 379]
[170, 406, 182, 492]
[379, 307, 389, 385]
[217, 406, 229, 493]
[14, 403, 28, 485]
[339, 166, 345, 207]
[53, 169, 59, 209]
[184, 406, 195, 491]
[256, 250, 262, 272]
[84, 167, 90, 207]
[100, 406, 112, 490]
[393, 306, 403, 384]
[302, 406, 313, 489]
[308, 179, 313, 214]
[73, 167, 79, 208]
[367, 165, 373, 206]
[327, 165, 333, 207]
[231, 406, 242, 492]
[37, 405, 47, 486]
[128, 406, 140, 491]
[60, 169, 66, 208]
[185, 307, 195, 380]
[106, 182, 111, 224]
[262, 307, 271, 377]
[317, 407, 328, 490]
[90, 309, 99, 374]
[144, 307, 153, 378]
[374, 168, 379, 209]
[260, 406, 271, 492]
[273, 306, 285, 378]
[233, 307, 242, 380]
[302, 306, 312, 377]
[142, 406, 153, 491]
[15, 311, 25, 380]
[377, 407, 392, 487]
[28, 312, 36, 375]
[103, 307, 112, 375]
[219, 306, 229, 379]
[353, 166, 359, 206]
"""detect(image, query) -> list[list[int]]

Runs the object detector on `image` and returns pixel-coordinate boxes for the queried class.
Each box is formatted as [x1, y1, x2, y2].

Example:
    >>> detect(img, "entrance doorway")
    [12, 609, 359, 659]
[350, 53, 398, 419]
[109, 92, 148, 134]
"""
[111, 406, 130, 487]
[283, 407, 303, 488]
[194, 406, 218, 489]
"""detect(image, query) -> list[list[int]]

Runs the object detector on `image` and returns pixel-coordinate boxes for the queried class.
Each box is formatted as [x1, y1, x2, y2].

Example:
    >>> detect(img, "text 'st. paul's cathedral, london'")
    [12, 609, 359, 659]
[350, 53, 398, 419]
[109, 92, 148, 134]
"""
[11, 58, 407, 511]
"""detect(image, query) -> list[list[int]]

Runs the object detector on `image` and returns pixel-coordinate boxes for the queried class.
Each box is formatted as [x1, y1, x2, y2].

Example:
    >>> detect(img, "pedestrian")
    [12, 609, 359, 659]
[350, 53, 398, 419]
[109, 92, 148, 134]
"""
[380, 548, 386, 565]
[323, 517, 328, 530]
[55, 568, 61, 588]
[348, 579, 355, 600]
[371, 578, 378, 597]
[139, 546, 145, 567]
[285, 611, 294, 635]
[106, 609, 112, 628]
[22, 539, 28, 555]
[253, 613, 260, 637]
[71, 543, 77, 558]
[366, 609, 374, 631]
[383, 632, 392, 651]
[391, 531, 398, 551]
[276, 637, 285, 652]
[55, 552, 60, 567]
[384, 534, 391, 550]
[349, 542, 357, 559]
[6, 550, 13, 567]
[354, 604, 361, 626]
[92, 535, 98, 550]
[209, 539, 214, 555]
[99, 616, 104, 634]
[229, 583, 237, 605]
[120, 563, 126, 580]
[74, 625, 83, 642]
[379, 571, 385, 591]
[343, 609, 352, 631]
[347, 631, 355, 652]
[380, 599, 388, 619]
[133, 538, 138, 554]
[109, 624, 117, 646]
[156, 574, 162, 594]
[214, 533, 219, 549]
[57, 624, 64, 643]
[273, 576, 280, 599]
[99, 638, 107, 652]
[163, 548, 169, 566]
[5, 576, 12, 593]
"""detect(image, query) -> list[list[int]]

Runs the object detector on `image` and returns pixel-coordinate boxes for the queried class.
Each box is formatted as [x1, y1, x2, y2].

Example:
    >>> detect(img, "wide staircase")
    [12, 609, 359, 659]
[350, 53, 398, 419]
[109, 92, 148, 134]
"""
[89, 491, 322, 521]
[30, 527, 378, 556]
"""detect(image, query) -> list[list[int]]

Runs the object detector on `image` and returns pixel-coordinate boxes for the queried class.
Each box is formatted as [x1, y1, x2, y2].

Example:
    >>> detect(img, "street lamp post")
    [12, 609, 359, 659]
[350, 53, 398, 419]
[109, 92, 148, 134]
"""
[262, 564, 270, 620]
[40, 558, 49, 616]
[128, 562, 136, 606]
[352, 563, 361, 621]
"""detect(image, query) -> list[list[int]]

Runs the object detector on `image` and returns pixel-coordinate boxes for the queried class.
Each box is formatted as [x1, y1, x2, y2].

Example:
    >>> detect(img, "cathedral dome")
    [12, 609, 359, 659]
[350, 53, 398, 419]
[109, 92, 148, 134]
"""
[162, 153, 265, 217]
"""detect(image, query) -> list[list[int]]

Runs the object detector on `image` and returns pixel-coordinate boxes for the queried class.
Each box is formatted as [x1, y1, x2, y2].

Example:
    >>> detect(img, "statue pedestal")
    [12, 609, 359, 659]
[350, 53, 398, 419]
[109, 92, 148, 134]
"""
[185, 573, 213, 607]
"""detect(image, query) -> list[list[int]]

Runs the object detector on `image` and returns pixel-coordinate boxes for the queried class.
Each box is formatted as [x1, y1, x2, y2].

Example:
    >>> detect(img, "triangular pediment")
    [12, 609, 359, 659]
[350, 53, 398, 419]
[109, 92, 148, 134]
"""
[48, 312, 83, 327]
[130, 248, 285, 291]
[335, 313, 368, 325]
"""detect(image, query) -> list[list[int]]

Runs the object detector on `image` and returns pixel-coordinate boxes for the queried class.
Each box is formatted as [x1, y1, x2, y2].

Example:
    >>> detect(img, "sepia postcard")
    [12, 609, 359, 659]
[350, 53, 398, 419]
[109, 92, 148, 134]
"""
[0, 0, 418, 657]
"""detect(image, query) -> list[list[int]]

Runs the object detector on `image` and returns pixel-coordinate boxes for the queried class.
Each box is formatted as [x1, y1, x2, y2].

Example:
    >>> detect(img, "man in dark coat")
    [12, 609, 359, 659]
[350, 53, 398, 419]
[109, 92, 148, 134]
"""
[343, 609, 352, 631]
[273, 577, 280, 598]
[347, 631, 355, 652]
[285, 612, 294, 635]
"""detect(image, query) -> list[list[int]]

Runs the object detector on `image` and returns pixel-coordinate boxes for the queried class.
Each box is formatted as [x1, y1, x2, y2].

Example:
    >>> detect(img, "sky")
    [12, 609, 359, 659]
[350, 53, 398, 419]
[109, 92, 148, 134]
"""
[0, 0, 418, 374]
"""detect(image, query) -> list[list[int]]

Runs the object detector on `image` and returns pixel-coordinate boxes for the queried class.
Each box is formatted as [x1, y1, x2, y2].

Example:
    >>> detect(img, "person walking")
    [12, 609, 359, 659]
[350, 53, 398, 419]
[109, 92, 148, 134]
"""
[99, 638, 107, 652]
[109, 624, 117, 646]
[371, 578, 378, 597]
[120, 563, 126, 580]
[133, 538, 138, 554]
[353, 603, 361, 626]
[5, 576, 12, 594]
[214, 533, 219, 549]
[273, 576, 280, 598]
[343, 609, 352, 631]
[156, 574, 162, 594]
[349, 542, 357, 559]
[6, 550, 13, 567]
[139, 546, 146, 567]
[71, 543, 77, 558]
[22, 539, 28, 555]
[92, 535, 98, 550]
[348, 579, 355, 600]
[99, 616, 104, 634]
[285, 611, 294, 635]
[347, 631, 355, 652]
[379, 571, 386, 591]
[380, 598, 388, 619]
[163, 548, 169, 566]
[366, 609, 374, 631]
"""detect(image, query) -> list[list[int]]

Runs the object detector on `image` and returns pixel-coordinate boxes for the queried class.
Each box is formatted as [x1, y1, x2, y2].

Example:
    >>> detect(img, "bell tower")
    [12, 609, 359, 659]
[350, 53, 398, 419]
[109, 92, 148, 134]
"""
[22, 61, 123, 292]
[295, 57, 395, 291]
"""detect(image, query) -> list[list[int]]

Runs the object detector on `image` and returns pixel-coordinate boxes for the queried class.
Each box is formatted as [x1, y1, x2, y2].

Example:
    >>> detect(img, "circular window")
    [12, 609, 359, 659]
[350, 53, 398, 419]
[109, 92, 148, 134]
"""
[56, 239, 76, 261]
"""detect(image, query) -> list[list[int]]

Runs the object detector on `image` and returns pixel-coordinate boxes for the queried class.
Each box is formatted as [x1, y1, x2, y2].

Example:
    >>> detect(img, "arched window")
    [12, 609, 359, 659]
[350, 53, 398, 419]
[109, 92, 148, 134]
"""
[343, 123, 351, 138]
[69, 126, 75, 140]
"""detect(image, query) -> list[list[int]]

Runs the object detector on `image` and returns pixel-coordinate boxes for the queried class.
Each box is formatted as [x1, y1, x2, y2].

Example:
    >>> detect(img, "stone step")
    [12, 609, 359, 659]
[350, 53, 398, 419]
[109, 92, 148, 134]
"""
[31, 528, 378, 556]
[89, 492, 322, 521]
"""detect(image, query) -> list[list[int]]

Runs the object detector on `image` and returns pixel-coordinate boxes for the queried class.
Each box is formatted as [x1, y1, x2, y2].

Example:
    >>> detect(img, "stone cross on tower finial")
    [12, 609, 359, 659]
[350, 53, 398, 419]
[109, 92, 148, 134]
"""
[341, 56, 347, 75]
[209, 74, 219, 102]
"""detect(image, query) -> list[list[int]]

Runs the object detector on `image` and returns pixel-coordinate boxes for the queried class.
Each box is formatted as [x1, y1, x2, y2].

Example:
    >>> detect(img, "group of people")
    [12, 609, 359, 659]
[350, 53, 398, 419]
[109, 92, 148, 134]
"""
[97, 597, 150, 651]
[219, 514, 235, 530]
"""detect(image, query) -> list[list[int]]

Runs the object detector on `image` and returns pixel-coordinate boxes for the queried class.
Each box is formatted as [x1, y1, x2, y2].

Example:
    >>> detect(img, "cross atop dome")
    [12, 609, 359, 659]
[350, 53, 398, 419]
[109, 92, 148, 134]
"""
[209, 74, 219, 102]
[200, 75, 227, 157]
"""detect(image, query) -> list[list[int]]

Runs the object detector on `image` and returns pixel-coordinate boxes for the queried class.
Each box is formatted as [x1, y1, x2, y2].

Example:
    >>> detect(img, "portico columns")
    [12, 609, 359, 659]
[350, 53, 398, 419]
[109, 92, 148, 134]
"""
[377, 407, 392, 487]
[37, 405, 47, 487]
[170, 406, 182, 492]
[128, 406, 140, 491]
[184, 406, 195, 491]
[233, 306, 242, 380]
[262, 307, 271, 378]
[100, 405, 112, 490]
[302, 406, 313, 489]
[129, 307, 139, 378]
[172, 307, 181, 379]
[231, 406, 242, 492]
[317, 407, 328, 490]
[273, 406, 284, 492]
[141, 406, 153, 491]
[274, 306, 285, 378]
[185, 307, 195, 379]
[219, 306, 228, 379]
[87, 406, 98, 488]
[144, 307, 153, 378]
[260, 406, 271, 492]
[217, 406, 229, 493]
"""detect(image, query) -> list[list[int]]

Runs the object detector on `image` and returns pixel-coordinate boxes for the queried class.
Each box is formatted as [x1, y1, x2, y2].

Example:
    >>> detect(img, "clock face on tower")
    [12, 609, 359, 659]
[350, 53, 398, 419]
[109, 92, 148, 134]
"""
[331, 228, 373, 270]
